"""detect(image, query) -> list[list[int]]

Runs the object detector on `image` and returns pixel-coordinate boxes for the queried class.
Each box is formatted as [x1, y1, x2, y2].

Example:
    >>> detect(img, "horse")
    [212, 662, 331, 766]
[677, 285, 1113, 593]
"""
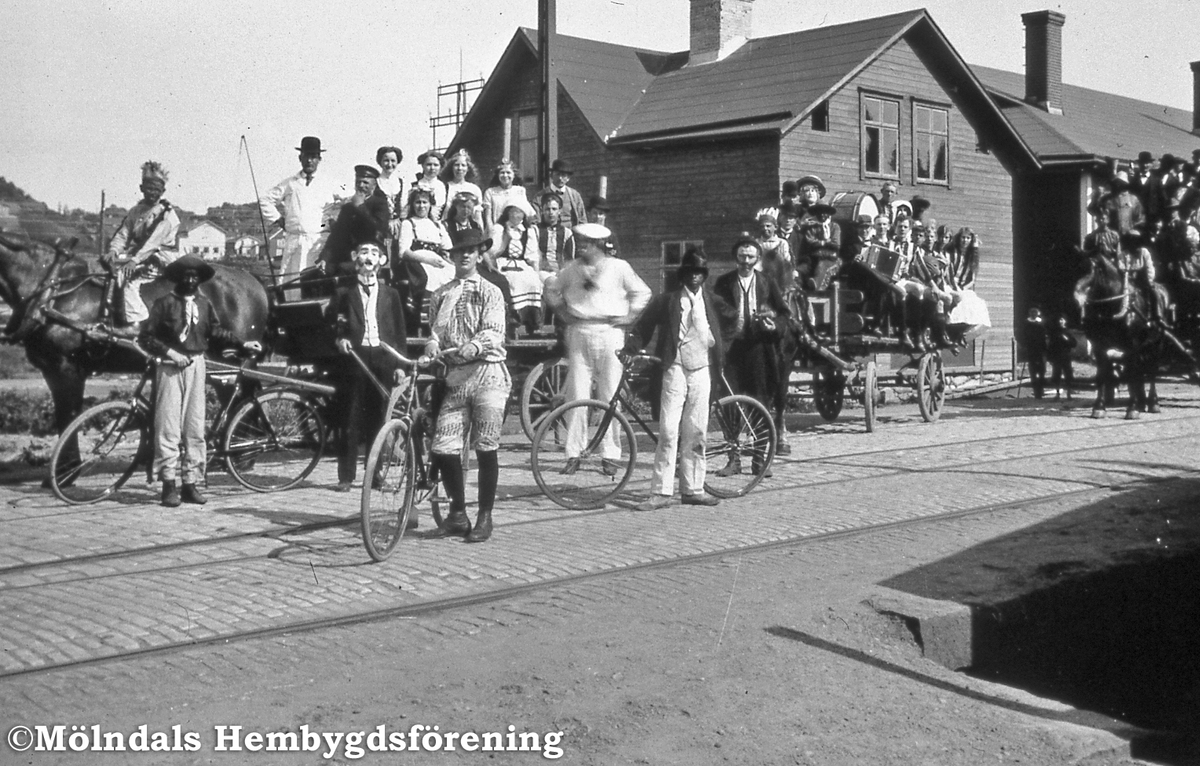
[0, 231, 271, 440]
[1073, 254, 1162, 419]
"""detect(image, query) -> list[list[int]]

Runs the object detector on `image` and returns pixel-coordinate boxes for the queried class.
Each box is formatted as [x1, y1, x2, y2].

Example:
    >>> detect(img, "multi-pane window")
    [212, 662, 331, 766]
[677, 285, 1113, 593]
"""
[862, 96, 900, 177]
[511, 112, 539, 184]
[914, 104, 949, 183]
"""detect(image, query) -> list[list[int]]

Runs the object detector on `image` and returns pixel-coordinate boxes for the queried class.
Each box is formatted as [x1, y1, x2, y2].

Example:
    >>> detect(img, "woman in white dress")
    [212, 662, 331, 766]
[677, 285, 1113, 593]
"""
[413, 151, 448, 220]
[488, 205, 543, 334]
[440, 149, 483, 225]
[374, 145, 405, 277]
[481, 159, 534, 231]
[398, 187, 453, 330]
[944, 227, 990, 340]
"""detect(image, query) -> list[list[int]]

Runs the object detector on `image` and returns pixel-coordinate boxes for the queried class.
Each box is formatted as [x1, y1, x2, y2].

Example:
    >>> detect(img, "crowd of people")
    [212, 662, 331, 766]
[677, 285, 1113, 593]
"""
[100, 139, 1001, 531]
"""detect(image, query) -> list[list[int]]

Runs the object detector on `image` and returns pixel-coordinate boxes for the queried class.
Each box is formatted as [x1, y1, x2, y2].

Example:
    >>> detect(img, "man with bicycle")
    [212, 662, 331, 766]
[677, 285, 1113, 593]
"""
[543, 223, 651, 476]
[625, 247, 727, 508]
[140, 256, 262, 507]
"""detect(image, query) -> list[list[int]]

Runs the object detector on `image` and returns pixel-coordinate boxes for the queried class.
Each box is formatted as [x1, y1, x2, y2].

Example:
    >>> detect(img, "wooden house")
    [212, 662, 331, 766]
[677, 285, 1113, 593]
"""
[177, 220, 228, 261]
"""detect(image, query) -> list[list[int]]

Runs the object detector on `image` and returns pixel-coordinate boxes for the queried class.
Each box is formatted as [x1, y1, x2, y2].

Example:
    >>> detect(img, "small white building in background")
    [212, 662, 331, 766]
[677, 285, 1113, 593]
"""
[231, 234, 264, 258]
[178, 220, 228, 261]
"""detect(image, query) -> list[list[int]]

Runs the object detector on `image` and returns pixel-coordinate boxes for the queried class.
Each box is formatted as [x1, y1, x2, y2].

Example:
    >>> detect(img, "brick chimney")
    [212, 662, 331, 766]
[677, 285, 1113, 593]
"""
[1191, 61, 1200, 134]
[689, 0, 754, 65]
[1022, 10, 1065, 115]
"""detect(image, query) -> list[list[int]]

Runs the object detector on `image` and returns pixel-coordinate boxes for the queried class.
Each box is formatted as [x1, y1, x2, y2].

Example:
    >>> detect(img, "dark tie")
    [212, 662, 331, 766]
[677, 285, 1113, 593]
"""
[742, 283, 752, 333]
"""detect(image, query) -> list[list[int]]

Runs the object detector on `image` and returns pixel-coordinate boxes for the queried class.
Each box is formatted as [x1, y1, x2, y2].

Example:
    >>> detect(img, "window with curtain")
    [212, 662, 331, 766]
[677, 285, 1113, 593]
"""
[862, 95, 900, 178]
[914, 104, 949, 184]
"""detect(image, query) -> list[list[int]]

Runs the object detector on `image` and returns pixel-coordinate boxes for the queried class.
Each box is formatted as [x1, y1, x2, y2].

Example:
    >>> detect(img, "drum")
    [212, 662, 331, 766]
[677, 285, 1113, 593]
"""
[828, 191, 881, 257]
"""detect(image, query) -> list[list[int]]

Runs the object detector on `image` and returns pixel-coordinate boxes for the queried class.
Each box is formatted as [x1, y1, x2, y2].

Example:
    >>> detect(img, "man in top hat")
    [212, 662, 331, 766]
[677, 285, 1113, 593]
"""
[1131, 151, 1157, 211]
[328, 237, 407, 492]
[259, 136, 343, 300]
[141, 256, 262, 507]
[626, 247, 728, 508]
[1102, 170, 1145, 236]
[537, 159, 587, 228]
[798, 202, 842, 290]
[317, 164, 390, 280]
[422, 229, 511, 542]
[544, 222, 652, 475]
[712, 237, 790, 469]
[102, 160, 181, 330]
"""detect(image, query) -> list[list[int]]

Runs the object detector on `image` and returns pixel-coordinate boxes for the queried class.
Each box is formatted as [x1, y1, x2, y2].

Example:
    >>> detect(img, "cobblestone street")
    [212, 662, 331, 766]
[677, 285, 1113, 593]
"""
[2, 385, 1199, 764]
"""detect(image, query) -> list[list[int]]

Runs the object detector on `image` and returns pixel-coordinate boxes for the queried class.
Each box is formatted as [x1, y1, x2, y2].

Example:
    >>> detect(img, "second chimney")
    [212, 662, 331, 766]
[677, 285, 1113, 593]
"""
[1022, 10, 1066, 115]
[689, 0, 754, 66]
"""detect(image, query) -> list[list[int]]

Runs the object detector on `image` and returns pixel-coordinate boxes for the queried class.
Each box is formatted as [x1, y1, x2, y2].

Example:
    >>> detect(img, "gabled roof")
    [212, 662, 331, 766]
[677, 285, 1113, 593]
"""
[180, 219, 226, 236]
[973, 65, 1197, 165]
[611, 11, 924, 141]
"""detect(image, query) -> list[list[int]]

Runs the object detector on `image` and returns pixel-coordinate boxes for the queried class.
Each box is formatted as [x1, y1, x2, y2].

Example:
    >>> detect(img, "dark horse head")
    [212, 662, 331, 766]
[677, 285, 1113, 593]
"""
[0, 231, 271, 438]
[1073, 254, 1160, 418]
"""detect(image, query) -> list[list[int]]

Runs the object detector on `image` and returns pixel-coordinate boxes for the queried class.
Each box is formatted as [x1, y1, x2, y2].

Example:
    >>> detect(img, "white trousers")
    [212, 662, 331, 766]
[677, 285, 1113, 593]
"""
[153, 354, 207, 484]
[122, 278, 152, 324]
[652, 361, 710, 496]
[564, 323, 624, 459]
[279, 231, 325, 300]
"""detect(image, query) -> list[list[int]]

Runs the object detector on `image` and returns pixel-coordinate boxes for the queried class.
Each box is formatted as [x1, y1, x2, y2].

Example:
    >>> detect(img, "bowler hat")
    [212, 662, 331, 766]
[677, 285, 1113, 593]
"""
[1137, 151, 1154, 164]
[353, 235, 387, 253]
[296, 136, 325, 154]
[354, 164, 380, 179]
[731, 236, 762, 257]
[550, 158, 574, 174]
[447, 229, 493, 253]
[677, 246, 709, 276]
[781, 180, 799, 196]
[588, 195, 610, 211]
[164, 255, 215, 284]
[795, 175, 826, 197]
[1160, 153, 1180, 169]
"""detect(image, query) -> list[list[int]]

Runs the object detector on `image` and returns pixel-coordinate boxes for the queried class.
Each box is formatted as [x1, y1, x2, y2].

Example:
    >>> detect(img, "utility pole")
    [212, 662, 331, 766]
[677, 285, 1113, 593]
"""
[538, 0, 558, 188]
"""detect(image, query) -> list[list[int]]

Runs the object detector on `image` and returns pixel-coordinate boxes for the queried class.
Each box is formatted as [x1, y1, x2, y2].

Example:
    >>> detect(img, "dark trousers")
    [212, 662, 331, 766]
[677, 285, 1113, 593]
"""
[335, 346, 399, 483]
[725, 334, 779, 406]
[1049, 355, 1073, 392]
[1028, 354, 1047, 398]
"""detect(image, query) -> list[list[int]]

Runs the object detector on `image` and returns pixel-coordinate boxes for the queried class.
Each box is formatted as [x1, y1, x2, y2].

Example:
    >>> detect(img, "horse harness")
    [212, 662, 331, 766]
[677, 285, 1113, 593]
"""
[1, 245, 107, 344]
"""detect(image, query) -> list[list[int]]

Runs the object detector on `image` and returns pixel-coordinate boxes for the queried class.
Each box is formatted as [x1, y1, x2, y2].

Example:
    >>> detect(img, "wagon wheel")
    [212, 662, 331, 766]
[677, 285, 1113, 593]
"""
[862, 361, 878, 433]
[916, 352, 946, 423]
[812, 369, 845, 421]
[520, 358, 568, 441]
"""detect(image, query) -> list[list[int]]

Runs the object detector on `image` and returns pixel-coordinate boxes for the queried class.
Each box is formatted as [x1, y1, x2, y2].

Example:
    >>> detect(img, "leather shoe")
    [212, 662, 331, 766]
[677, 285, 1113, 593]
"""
[334, 481, 353, 493]
[181, 483, 207, 505]
[561, 458, 581, 475]
[437, 506, 472, 536]
[681, 493, 719, 506]
[161, 480, 181, 508]
[714, 457, 741, 477]
[601, 459, 620, 477]
[643, 495, 674, 510]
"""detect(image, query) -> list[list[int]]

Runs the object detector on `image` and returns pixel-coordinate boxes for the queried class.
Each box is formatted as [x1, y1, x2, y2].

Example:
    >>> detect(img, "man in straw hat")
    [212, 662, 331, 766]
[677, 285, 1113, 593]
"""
[102, 160, 181, 330]
[259, 136, 343, 300]
[140, 256, 262, 507]
[422, 229, 511, 542]
[625, 246, 727, 508]
[544, 222, 652, 476]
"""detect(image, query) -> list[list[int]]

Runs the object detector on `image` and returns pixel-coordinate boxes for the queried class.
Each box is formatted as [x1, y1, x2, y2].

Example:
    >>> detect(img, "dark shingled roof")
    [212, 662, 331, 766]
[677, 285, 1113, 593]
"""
[973, 64, 1197, 164]
[611, 11, 924, 141]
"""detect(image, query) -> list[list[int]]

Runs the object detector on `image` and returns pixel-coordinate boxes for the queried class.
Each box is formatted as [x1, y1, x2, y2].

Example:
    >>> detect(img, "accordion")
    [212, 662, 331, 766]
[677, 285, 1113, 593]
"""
[863, 245, 903, 282]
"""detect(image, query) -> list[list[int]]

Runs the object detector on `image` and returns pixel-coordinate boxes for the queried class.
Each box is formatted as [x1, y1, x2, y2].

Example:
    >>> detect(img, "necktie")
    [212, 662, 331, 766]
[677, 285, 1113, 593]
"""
[180, 297, 197, 344]
[741, 282, 752, 335]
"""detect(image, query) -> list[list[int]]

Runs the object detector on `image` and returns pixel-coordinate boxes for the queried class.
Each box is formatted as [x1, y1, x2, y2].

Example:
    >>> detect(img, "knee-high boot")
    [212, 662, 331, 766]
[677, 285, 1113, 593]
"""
[431, 453, 471, 536]
[465, 450, 498, 543]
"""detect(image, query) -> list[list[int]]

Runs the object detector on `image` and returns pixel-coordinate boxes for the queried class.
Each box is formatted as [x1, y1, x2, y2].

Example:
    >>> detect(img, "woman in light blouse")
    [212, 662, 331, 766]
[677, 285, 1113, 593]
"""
[413, 150, 448, 220]
[440, 149, 483, 225]
[488, 205, 543, 334]
[398, 187, 453, 330]
[481, 159, 534, 231]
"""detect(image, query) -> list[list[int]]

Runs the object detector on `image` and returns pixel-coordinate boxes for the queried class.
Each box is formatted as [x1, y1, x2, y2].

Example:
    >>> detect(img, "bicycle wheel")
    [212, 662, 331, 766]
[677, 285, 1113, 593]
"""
[519, 357, 567, 441]
[222, 389, 326, 491]
[916, 352, 946, 423]
[704, 394, 777, 499]
[531, 398, 637, 510]
[361, 418, 415, 562]
[49, 400, 149, 504]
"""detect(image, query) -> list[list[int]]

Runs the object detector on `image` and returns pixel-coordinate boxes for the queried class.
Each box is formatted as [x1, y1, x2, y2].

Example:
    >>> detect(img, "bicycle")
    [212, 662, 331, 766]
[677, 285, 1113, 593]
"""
[359, 342, 447, 562]
[48, 335, 332, 504]
[530, 351, 777, 510]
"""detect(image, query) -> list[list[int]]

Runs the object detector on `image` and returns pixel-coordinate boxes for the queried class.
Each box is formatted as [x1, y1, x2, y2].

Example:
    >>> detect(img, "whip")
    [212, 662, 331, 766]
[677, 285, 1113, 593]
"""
[239, 136, 280, 286]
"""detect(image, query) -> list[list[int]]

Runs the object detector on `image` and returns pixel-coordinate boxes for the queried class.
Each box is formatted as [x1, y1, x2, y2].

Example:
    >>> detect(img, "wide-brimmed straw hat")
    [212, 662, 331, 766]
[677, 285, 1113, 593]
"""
[164, 255, 215, 284]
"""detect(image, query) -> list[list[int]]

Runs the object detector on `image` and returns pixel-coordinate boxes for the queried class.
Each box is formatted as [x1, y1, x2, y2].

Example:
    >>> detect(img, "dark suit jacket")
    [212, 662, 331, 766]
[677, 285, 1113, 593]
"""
[711, 270, 789, 346]
[331, 281, 407, 350]
[318, 196, 391, 274]
[629, 286, 727, 372]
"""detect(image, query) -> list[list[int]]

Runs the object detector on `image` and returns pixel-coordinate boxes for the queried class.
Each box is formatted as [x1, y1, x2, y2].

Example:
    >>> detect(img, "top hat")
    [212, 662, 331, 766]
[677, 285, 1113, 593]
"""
[354, 164, 380, 179]
[1137, 151, 1154, 164]
[809, 202, 836, 217]
[164, 255, 215, 284]
[588, 195, 610, 212]
[677, 246, 709, 276]
[795, 175, 826, 197]
[781, 180, 799, 195]
[296, 136, 325, 154]
[550, 158, 574, 174]
[447, 229, 493, 253]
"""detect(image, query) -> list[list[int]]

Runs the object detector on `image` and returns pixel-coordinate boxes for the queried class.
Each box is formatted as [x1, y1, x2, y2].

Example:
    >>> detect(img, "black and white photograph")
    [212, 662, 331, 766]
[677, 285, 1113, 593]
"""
[1, 0, 1199, 763]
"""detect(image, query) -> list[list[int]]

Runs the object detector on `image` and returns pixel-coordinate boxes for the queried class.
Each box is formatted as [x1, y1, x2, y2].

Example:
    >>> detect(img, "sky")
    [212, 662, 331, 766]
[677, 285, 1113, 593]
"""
[2, 0, 1198, 214]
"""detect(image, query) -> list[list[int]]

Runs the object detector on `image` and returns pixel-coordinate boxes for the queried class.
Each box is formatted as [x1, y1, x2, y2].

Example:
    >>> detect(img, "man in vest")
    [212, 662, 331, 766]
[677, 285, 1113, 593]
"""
[102, 161, 181, 331]
[537, 159, 587, 228]
[626, 247, 727, 508]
